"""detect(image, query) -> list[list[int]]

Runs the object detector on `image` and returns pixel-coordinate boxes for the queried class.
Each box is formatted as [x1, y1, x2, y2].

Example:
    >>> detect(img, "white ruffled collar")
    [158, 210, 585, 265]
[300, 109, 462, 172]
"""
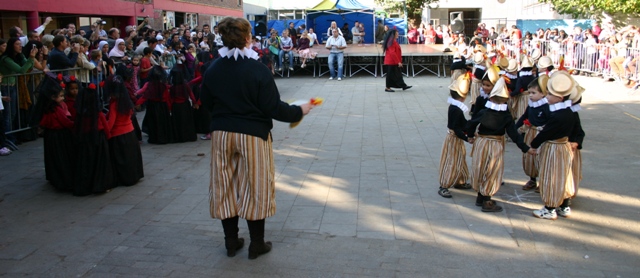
[485, 100, 508, 111]
[218, 47, 259, 61]
[453, 58, 462, 63]
[519, 71, 533, 76]
[571, 104, 581, 112]
[499, 70, 506, 75]
[475, 65, 486, 70]
[447, 97, 469, 112]
[505, 73, 517, 79]
[549, 100, 573, 112]
[528, 98, 548, 108]
[479, 89, 489, 99]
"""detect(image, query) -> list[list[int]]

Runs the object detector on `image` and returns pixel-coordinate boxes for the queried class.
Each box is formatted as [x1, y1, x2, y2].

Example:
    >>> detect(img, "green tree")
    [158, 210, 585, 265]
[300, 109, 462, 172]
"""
[539, 0, 640, 18]
[375, 0, 439, 21]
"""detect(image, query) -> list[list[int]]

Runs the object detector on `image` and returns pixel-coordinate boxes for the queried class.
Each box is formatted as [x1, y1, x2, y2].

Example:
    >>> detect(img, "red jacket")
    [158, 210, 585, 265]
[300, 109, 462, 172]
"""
[64, 98, 76, 120]
[384, 41, 402, 65]
[106, 101, 134, 138]
[40, 104, 74, 130]
[135, 82, 172, 110]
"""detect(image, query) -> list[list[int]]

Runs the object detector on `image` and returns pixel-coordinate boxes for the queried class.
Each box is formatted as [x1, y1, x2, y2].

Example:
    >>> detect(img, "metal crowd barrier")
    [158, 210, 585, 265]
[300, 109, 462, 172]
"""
[1, 67, 110, 139]
[482, 39, 640, 82]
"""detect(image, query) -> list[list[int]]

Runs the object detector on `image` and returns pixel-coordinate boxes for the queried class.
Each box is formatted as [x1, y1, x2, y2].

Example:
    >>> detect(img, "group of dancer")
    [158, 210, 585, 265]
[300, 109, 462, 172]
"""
[34, 72, 144, 196]
[439, 46, 585, 220]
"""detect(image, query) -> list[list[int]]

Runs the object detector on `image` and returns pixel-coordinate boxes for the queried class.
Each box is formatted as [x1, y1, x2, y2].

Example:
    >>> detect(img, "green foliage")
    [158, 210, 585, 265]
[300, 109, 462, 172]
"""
[539, 0, 640, 18]
[375, 0, 439, 20]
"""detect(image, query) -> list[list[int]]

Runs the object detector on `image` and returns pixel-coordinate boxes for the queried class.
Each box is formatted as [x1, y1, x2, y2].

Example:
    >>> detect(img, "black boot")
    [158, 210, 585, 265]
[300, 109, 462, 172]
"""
[221, 216, 244, 257]
[247, 219, 272, 260]
[475, 192, 483, 206]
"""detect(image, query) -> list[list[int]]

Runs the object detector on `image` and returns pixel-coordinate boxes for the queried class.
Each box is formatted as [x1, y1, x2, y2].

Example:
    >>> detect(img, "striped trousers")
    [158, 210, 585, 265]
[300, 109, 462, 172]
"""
[538, 137, 575, 207]
[509, 92, 529, 120]
[571, 149, 582, 198]
[470, 78, 482, 105]
[470, 134, 505, 196]
[209, 131, 276, 221]
[438, 130, 469, 188]
[522, 126, 540, 178]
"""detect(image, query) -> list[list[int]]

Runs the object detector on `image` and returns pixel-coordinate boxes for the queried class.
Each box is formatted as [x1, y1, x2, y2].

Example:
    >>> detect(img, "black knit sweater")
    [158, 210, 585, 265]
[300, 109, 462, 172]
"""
[201, 56, 303, 141]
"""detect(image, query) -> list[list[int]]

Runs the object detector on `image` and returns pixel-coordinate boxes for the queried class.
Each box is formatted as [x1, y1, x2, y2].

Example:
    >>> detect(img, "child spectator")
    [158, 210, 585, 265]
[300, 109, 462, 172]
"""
[0, 74, 11, 156]
[73, 83, 114, 196]
[139, 47, 153, 86]
[89, 49, 102, 86]
[296, 30, 317, 68]
[105, 75, 144, 186]
[200, 36, 210, 52]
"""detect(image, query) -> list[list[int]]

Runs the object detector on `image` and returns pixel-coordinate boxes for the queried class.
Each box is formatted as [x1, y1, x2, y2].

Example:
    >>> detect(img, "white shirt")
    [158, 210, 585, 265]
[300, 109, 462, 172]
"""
[351, 26, 361, 43]
[19, 24, 46, 46]
[325, 35, 347, 53]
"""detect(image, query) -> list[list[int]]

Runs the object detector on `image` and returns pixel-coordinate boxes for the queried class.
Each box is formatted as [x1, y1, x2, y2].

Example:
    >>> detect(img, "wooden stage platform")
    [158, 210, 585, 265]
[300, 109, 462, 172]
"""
[276, 44, 453, 78]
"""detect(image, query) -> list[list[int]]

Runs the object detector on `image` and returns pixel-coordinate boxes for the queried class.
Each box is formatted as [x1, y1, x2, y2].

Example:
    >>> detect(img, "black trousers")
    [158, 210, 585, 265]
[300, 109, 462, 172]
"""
[386, 65, 407, 89]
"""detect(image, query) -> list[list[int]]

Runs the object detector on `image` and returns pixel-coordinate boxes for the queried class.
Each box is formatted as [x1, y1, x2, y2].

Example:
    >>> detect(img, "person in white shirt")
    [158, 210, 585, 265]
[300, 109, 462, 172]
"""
[10, 17, 52, 47]
[308, 28, 318, 46]
[325, 29, 347, 80]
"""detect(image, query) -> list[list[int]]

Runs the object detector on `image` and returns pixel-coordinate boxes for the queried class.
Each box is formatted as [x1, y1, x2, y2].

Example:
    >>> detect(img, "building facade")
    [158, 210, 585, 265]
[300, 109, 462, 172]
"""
[0, 0, 243, 38]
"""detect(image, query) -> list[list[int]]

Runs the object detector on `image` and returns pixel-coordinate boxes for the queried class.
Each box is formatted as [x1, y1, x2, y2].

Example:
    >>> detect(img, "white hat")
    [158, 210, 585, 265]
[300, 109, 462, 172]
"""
[506, 58, 518, 72]
[191, 32, 196, 37]
[547, 71, 575, 97]
[537, 56, 553, 69]
[473, 52, 485, 64]
[520, 56, 534, 69]
[156, 34, 164, 41]
[569, 76, 585, 103]
[256, 36, 262, 40]
[530, 48, 542, 61]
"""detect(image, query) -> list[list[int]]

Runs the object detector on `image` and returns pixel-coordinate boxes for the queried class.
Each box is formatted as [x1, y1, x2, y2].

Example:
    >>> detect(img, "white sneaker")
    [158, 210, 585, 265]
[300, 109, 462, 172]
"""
[557, 206, 571, 218]
[289, 67, 294, 71]
[0, 147, 11, 156]
[533, 207, 557, 220]
[329, 77, 334, 80]
[337, 77, 342, 81]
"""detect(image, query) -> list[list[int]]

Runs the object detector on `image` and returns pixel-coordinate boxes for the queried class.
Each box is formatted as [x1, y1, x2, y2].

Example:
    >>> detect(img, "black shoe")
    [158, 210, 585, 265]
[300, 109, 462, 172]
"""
[225, 238, 245, 257]
[402, 86, 412, 90]
[248, 241, 272, 259]
[385, 88, 395, 92]
[453, 183, 472, 190]
[481, 200, 503, 212]
[438, 188, 452, 198]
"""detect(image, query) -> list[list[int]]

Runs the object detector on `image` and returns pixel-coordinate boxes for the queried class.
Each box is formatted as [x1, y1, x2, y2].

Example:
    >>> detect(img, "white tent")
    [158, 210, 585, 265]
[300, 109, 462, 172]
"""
[268, 0, 321, 10]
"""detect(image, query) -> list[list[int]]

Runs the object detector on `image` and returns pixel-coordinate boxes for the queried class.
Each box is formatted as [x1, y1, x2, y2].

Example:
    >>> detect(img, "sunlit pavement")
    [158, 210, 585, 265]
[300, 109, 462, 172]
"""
[1, 72, 639, 277]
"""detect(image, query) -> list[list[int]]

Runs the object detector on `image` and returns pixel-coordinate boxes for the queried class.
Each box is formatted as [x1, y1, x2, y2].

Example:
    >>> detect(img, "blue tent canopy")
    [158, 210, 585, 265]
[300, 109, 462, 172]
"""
[306, 0, 375, 43]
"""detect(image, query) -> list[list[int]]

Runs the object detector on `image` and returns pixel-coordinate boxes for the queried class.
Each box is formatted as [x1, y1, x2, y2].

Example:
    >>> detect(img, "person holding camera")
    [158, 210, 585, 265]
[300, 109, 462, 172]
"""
[325, 29, 347, 80]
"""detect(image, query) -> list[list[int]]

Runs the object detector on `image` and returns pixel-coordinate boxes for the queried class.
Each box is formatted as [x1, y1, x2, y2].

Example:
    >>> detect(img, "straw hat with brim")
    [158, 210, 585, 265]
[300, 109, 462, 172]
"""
[569, 79, 585, 103]
[473, 52, 485, 64]
[537, 56, 553, 69]
[530, 48, 542, 61]
[506, 59, 518, 72]
[484, 60, 501, 84]
[498, 57, 509, 69]
[520, 56, 534, 69]
[547, 71, 575, 97]
[537, 74, 550, 96]
[489, 77, 509, 99]
[449, 73, 471, 98]
[474, 44, 487, 54]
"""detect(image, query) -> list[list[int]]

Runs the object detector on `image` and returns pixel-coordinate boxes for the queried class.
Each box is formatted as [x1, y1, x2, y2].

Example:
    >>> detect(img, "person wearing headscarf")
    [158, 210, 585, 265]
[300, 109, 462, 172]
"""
[108, 38, 129, 64]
